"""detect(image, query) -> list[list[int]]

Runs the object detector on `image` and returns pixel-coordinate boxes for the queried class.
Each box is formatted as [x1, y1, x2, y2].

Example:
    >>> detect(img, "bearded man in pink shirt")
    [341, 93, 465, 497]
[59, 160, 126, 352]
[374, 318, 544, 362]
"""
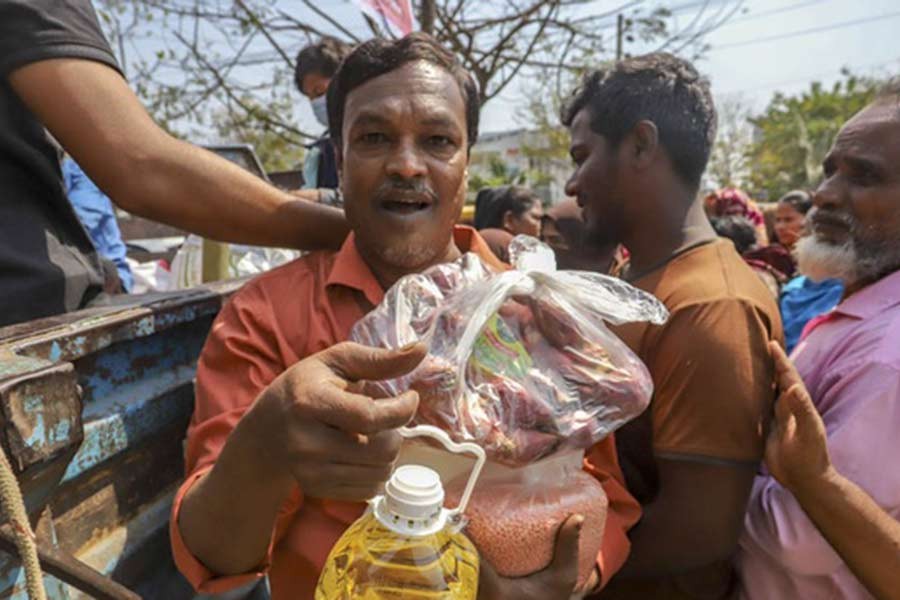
[737, 80, 900, 599]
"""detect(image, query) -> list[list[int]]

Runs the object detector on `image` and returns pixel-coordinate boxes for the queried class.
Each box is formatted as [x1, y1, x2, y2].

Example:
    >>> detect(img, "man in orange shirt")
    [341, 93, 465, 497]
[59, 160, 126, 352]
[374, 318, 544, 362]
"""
[170, 33, 639, 600]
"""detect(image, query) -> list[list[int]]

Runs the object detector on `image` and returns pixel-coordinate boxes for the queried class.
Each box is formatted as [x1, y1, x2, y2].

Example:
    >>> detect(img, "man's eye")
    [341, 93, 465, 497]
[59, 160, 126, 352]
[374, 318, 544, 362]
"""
[361, 132, 388, 144]
[428, 135, 453, 148]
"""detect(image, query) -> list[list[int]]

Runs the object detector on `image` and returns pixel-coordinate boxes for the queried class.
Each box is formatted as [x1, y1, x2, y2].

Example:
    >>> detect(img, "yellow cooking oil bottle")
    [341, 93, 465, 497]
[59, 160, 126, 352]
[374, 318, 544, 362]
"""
[315, 425, 486, 599]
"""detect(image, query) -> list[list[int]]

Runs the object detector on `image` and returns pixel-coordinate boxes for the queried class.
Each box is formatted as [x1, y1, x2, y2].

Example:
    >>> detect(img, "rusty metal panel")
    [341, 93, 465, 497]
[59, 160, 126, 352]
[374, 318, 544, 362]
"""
[0, 280, 246, 599]
[0, 361, 82, 473]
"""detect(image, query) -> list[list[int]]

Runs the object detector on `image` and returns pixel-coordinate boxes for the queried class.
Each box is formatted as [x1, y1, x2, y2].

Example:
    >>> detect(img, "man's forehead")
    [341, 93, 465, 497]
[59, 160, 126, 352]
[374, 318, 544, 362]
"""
[833, 103, 900, 162]
[344, 61, 465, 122]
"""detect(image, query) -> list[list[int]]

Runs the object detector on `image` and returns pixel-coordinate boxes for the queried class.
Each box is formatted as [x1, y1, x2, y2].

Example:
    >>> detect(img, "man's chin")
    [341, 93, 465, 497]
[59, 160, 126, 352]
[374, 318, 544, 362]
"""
[795, 235, 857, 284]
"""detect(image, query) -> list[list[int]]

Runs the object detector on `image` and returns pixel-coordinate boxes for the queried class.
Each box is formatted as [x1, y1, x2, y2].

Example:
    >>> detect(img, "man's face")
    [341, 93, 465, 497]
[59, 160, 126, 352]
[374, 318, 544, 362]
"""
[301, 72, 331, 99]
[799, 102, 900, 284]
[340, 61, 468, 270]
[565, 108, 626, 249]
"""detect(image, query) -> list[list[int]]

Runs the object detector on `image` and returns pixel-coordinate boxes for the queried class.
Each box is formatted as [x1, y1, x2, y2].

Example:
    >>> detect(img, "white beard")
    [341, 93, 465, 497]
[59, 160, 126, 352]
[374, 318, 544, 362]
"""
[795, 235, 858, 284]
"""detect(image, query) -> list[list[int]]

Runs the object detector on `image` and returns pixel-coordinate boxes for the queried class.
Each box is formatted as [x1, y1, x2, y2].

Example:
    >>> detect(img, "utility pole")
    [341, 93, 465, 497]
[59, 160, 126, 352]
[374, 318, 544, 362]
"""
[616, 13, 624, 61]
[420, 0, 436, 34]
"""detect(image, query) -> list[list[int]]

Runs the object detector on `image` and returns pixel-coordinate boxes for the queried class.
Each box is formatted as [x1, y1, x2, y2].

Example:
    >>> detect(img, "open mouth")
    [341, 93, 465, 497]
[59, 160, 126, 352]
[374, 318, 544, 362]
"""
[380, 193, 434, 215]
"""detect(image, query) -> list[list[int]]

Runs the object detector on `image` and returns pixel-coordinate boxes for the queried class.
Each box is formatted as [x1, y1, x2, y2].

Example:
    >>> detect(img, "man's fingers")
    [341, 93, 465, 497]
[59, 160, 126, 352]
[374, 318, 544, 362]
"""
[300, 425, 403, 466]
[769, 341, 803, 393]
[323, 341, 427, 382]
[313, 386, 419, 434]
[782, 381, 821, 431]
[549, 514, 583, 577]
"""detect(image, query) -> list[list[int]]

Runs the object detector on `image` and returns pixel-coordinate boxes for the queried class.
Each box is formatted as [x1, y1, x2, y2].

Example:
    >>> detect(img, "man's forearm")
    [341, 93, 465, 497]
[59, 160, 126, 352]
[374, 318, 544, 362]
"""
[793, 468, 900, 600]
[178, 411, 295, 577]
[116, 137, 349, 251]
[9, 58, 349, 252]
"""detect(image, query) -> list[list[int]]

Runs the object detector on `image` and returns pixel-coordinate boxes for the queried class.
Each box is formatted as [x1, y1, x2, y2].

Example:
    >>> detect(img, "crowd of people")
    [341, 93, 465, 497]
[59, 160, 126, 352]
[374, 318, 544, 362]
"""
[2, 2, 899, 600]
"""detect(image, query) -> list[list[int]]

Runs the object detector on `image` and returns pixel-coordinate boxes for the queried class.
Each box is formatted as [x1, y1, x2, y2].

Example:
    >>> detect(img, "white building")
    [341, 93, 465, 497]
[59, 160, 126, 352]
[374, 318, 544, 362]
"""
[469, 128, 573, 204]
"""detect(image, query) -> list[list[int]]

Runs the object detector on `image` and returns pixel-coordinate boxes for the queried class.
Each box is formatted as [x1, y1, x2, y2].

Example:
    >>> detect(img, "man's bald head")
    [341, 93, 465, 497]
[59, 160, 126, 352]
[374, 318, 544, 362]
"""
[873, 77, 900, 117]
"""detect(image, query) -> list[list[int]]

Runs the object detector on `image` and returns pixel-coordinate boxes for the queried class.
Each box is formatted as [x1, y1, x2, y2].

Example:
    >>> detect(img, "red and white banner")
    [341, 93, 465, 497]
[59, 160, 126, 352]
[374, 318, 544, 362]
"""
[350, 0, 417, 37]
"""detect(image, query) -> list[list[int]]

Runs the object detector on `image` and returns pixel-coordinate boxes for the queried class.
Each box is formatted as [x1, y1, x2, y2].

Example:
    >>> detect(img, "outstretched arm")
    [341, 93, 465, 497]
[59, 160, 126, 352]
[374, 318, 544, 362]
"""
[10, 58, 349, 251]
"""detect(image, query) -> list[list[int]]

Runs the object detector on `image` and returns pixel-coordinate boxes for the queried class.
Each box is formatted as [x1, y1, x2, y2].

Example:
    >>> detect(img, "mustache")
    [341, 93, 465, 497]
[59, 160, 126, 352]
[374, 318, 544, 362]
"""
[808, 208, 855, 232]
[373, 177, 438, 203]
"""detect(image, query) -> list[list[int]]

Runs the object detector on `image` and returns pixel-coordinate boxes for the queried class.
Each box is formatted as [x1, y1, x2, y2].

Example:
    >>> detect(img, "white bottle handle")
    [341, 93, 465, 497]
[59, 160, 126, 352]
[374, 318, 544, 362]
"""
[399, 425, 485, 521]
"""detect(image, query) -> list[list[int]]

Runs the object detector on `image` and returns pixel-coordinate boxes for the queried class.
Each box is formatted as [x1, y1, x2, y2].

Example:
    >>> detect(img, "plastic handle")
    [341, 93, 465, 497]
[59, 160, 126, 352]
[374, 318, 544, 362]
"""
[399, 425, 486, 520]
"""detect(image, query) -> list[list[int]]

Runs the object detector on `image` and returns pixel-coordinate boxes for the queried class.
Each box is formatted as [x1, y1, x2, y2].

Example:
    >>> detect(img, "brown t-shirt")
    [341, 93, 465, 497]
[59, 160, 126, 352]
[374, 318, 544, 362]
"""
[601, 239, 783, 599]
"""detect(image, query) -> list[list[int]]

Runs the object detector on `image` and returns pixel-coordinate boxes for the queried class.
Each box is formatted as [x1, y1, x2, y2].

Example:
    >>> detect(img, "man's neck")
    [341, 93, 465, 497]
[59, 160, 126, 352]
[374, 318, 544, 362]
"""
[623, 195, 717, 280]
[364, 238, 462, 291]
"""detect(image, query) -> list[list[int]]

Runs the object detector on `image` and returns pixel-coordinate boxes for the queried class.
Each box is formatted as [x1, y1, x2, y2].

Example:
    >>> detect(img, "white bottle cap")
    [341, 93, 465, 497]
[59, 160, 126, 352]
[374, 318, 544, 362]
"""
[374, 464, 447, 537]
[369, 426, 486, 537]
[385, 465, 444, 520]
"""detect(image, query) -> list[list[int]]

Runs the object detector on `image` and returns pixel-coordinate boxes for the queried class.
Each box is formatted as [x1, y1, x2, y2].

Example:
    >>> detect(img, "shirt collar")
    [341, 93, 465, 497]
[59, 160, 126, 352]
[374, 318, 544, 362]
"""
[834, 268, 900, 320]
[325, 226, 505, 305]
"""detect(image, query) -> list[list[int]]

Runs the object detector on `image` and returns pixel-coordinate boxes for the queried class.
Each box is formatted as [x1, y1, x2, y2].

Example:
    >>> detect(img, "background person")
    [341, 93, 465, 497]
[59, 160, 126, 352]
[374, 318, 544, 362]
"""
[473, 184, 544, 237]
[294, 36, 354, 205]
[561, 53, 782, 600]
[772, 190, 813, 254]
[62, 156, 133, 293]
[541, 198, 618, 272]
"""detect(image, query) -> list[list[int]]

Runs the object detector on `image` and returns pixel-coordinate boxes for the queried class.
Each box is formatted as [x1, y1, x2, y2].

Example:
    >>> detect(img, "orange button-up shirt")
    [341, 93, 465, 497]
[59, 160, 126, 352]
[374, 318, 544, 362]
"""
[170, 226, 641, 598]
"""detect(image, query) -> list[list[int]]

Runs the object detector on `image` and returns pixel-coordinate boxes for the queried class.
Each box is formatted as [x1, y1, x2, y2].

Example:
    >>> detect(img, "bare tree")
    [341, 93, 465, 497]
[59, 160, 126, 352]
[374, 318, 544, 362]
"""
[95, 0, 744, 148]
[705, 94, 754, 191]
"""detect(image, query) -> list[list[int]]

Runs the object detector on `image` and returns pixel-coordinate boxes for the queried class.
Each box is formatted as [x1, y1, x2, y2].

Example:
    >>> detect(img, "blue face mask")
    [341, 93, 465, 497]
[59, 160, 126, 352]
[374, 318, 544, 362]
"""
[311, 95, 329, 128]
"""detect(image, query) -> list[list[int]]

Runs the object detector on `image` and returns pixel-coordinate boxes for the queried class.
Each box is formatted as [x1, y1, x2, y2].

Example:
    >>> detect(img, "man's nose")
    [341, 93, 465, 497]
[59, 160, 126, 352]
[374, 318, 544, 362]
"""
[564, 172, 578, 199]
[386, 139, 427, 180]
[812, 176, 842, 212]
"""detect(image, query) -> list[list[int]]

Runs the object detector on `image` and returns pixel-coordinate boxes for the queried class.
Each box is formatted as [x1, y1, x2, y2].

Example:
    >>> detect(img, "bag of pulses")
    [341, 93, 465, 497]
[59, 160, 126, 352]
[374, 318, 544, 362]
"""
[351, 235, 668, 585]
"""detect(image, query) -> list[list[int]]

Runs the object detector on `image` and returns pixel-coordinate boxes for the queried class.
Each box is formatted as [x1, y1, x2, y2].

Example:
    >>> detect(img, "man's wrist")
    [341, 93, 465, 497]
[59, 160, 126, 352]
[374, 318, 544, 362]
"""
[219, 400, 294, 496]
[790, 465, 842, 506]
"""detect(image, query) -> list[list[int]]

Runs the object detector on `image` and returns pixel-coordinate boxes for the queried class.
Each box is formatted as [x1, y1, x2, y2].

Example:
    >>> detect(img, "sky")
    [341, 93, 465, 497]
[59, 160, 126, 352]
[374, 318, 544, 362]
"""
[478, 0, 900, 133]
[113, 0, 900, 138]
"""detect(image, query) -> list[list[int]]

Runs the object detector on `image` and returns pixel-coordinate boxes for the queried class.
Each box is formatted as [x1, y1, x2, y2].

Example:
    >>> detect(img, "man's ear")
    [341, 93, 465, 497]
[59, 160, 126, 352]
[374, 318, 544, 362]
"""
[630, 120, 659, 170]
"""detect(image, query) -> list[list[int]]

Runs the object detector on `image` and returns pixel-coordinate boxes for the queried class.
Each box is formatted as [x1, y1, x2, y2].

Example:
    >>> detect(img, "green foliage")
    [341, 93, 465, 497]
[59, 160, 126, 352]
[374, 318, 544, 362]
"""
[746, 71, 878, 200]
[469, 156, 528, 191]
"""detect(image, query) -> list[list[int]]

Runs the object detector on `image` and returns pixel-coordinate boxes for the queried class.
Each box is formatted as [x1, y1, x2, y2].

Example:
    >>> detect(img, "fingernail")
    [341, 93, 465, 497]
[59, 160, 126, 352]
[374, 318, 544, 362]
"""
[399, 342, 419, 352]
[574, 514, 585, 528]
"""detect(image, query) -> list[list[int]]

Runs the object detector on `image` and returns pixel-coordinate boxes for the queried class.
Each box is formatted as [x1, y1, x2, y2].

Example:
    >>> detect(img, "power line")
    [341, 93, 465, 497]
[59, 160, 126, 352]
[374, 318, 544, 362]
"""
[722, 0, 830, 26]
[719, 57, 900, 96]
[715, 10, 900, 50]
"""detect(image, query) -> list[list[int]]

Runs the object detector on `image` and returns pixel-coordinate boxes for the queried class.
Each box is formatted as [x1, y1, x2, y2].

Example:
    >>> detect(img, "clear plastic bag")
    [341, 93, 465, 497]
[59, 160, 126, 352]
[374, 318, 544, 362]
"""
[351, 236, 668, 467]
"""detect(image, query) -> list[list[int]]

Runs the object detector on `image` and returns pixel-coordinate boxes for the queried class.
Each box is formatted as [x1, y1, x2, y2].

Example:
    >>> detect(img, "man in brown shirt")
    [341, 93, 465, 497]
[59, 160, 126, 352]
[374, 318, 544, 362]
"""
[564, 54, 783, 598]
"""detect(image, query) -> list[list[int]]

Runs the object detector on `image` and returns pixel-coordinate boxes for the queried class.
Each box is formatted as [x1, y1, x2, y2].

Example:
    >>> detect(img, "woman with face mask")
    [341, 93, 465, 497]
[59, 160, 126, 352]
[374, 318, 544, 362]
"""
[294, 37, 354, 205]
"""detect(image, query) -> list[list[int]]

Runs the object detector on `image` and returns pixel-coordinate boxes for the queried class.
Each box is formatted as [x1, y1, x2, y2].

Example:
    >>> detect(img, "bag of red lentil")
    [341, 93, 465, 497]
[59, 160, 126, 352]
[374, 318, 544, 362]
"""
[350, 235, 668, 467]
[444, 451, 608, 587]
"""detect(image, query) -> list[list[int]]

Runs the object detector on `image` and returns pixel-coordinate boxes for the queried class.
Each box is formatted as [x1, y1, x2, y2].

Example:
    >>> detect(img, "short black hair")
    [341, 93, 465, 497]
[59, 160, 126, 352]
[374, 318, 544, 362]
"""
[778, 190, 813, 215]
[326, 32, 480, 151]
[561, 52, 716, 191]
[474, 185, 540, 230]
[294, 37, 354, 93]
[711, 215, 757, 255]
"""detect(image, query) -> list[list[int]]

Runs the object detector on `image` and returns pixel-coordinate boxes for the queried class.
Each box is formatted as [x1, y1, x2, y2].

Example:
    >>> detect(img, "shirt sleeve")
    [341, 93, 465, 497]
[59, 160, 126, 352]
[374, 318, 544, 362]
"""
[583, 435, 643, 588]
[647, 299, 778, 463]
[170, 282, 302, 593]
[741, 360, 900, 576]
[0, 0, 120, 77]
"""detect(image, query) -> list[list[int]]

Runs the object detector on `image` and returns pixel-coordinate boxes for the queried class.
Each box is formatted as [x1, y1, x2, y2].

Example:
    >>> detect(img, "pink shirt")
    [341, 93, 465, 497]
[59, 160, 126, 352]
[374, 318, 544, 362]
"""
[737, 269, 900, 599]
